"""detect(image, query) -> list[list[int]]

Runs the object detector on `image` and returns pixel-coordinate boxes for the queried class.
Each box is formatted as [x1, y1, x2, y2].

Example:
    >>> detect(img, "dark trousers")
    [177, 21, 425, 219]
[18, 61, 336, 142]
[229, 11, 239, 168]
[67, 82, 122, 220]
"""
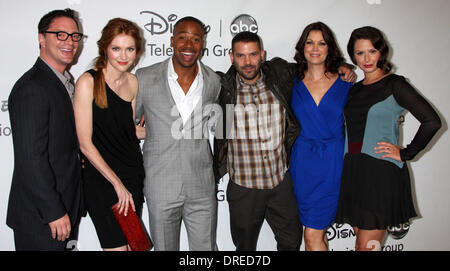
[227, 172, 303, 251]
[13, 225, 68, 251]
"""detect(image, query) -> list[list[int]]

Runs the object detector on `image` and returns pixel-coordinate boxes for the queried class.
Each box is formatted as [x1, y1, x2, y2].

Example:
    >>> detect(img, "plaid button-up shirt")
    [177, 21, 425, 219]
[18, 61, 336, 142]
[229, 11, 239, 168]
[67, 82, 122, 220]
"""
[227, 73, 287, 189]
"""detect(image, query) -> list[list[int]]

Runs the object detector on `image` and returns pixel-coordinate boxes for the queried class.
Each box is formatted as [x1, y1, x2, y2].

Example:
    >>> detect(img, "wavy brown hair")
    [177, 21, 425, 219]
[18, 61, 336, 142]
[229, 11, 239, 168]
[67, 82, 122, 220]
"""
[94, 18, 143, 108]
[294, 22, 344, 80]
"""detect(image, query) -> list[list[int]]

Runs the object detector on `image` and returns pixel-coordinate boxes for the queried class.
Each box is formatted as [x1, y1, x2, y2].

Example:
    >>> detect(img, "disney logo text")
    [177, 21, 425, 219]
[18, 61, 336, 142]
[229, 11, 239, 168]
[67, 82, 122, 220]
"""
[140, 11, 211, 36]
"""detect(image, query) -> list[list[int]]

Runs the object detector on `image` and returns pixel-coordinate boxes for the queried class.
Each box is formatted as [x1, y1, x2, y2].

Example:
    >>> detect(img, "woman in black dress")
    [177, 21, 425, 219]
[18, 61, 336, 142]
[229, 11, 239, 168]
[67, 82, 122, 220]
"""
[336, 26, 441, 251]
[73, 18, 145, 251]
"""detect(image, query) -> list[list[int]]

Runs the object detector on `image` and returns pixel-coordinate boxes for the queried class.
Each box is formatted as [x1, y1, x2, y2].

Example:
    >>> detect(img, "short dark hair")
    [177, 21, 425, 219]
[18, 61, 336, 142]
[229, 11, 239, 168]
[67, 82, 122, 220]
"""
[294, 21, 344, 80]
[173, 16, 206, 36]
[231, 31, 262, 51]
[347, 26, 392, 73]
[38, 8, 79, 33]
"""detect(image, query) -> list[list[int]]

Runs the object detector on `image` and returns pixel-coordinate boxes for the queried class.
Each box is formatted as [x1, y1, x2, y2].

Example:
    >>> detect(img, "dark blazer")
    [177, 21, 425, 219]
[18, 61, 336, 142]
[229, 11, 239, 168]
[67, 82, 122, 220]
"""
[7, 58, 83, 232]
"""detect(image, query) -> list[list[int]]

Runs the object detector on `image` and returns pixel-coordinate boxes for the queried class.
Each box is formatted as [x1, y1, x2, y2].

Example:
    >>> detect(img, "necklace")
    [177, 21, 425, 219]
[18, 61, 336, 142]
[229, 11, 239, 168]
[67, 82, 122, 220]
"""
[305, 71, 330, 82]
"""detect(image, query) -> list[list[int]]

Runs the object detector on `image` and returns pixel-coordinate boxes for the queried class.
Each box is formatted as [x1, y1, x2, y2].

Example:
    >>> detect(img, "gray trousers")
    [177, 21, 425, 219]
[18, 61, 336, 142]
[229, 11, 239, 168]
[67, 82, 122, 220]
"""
[147, 193, 218, 251]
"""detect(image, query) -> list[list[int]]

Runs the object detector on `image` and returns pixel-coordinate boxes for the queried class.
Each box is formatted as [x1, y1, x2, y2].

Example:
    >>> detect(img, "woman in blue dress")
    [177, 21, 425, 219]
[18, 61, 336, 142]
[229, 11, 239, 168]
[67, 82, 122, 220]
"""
[289, 22, 352, 250]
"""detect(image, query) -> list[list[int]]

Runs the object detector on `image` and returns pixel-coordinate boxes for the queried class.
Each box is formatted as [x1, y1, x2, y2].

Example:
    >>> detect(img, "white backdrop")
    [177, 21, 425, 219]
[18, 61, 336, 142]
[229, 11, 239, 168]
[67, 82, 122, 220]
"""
[0, 0, 449, 251]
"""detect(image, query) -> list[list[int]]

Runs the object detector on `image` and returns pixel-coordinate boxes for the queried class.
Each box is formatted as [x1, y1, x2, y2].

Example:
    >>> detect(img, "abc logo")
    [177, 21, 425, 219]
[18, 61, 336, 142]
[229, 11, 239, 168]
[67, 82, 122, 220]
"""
[230, 14, 258, 36]
[387, 222, 410, 240]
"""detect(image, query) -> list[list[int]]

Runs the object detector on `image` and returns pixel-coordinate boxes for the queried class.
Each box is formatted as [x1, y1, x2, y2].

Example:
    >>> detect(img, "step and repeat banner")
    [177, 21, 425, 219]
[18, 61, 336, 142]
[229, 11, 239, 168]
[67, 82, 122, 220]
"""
[0, 0, 449, 251]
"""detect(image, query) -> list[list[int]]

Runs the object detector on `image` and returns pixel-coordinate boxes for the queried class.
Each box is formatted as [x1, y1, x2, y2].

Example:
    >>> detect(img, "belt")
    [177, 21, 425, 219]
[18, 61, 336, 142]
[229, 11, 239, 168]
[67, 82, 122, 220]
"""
[298, 135, 344, 159]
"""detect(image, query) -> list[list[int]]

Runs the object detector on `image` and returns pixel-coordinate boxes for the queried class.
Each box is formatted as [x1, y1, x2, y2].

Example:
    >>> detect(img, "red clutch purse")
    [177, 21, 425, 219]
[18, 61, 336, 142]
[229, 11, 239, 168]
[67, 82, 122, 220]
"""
[111, 203, 152, 251]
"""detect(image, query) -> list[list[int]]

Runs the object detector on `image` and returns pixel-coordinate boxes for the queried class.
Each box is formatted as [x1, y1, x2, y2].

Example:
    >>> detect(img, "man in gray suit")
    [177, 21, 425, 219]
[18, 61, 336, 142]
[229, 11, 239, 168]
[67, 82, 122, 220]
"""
[135, 17, 221, 251]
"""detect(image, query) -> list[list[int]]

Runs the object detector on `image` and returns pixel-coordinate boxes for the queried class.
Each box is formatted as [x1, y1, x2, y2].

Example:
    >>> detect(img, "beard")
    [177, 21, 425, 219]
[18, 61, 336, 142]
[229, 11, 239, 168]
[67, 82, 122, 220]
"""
[234, 62, 262, 83]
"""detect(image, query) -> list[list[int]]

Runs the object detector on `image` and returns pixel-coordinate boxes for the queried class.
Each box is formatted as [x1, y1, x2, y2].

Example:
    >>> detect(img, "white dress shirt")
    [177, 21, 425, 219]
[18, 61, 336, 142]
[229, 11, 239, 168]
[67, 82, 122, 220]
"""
[167, 59, 204, 126]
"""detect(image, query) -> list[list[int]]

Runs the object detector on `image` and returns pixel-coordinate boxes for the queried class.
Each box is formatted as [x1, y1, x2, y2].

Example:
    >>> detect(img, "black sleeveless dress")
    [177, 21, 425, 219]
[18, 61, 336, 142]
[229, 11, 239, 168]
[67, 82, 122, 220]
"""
[82, 69, 145, 249]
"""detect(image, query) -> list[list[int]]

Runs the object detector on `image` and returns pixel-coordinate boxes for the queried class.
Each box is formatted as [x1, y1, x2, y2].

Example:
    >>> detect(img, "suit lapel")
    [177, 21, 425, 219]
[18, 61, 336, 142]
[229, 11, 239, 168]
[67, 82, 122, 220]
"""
[199, 61, 212, 106]
[160, 59, 177, 108]
[35, 58, 77, 133]
[185, 62, 211, 133]
[35, 58, 73, 108]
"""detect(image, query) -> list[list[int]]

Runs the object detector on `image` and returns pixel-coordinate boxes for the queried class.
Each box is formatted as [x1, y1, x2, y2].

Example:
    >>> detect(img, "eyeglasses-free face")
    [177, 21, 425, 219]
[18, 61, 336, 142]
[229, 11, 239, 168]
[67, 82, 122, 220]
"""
[43, 30, 84, 42]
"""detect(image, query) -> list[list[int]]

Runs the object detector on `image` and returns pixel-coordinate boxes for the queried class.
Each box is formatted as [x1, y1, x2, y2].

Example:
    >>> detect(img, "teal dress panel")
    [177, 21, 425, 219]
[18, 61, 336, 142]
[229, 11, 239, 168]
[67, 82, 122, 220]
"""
[361, 95, 405, 168]
[336, 74, 441, 229]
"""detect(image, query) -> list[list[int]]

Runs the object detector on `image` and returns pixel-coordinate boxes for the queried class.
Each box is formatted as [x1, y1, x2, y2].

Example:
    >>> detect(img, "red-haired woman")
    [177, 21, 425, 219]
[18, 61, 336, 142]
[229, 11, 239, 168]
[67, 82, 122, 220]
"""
[73, 18, 145, 251]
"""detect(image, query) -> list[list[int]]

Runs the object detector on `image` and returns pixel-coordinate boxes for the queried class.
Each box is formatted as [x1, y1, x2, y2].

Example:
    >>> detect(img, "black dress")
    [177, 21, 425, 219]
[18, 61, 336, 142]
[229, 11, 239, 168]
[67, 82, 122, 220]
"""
[82, 69, 145, 248]
[336, 74, 441, 230]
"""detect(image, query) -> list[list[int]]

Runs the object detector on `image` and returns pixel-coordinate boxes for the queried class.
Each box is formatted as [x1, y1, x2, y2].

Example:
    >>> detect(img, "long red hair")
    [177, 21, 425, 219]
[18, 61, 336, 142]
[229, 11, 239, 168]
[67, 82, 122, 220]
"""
[93, 18, 143, 108]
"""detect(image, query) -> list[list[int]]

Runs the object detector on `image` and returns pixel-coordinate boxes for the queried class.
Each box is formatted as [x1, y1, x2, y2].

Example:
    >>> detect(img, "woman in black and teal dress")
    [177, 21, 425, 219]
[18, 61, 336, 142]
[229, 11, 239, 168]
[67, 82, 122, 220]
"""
[336, 26, 441, 251]
[73, 18, 145, 251]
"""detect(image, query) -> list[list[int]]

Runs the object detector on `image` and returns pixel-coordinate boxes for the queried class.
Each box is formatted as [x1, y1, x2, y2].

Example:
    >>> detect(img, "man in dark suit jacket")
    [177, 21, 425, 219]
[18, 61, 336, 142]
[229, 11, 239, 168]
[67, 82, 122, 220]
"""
[7, 9, 84, 251]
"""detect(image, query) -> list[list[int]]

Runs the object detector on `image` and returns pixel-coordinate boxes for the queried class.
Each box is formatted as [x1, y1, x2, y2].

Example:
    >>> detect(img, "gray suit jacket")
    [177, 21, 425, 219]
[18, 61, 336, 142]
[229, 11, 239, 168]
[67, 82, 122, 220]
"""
[135, 58, 221, 201]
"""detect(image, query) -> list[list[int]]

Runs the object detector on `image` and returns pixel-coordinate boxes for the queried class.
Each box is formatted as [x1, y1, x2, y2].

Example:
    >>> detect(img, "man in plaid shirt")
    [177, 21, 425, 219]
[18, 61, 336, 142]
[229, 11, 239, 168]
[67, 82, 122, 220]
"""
[214, 32, 302, 250]
[214, 31, 354, 251]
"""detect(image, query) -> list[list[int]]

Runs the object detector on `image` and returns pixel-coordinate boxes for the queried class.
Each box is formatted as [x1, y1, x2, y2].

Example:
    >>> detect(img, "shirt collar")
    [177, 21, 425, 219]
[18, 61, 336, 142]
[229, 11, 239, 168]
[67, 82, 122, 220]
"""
[168, 58, 203, 81]
[236, 71, 265, 92]
[39, 57, 72, 86]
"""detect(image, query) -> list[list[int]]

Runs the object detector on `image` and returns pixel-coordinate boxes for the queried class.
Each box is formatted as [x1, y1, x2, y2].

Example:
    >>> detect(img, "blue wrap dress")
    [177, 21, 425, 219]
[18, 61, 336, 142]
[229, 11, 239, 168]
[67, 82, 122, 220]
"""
[289, 76, 351, 230]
